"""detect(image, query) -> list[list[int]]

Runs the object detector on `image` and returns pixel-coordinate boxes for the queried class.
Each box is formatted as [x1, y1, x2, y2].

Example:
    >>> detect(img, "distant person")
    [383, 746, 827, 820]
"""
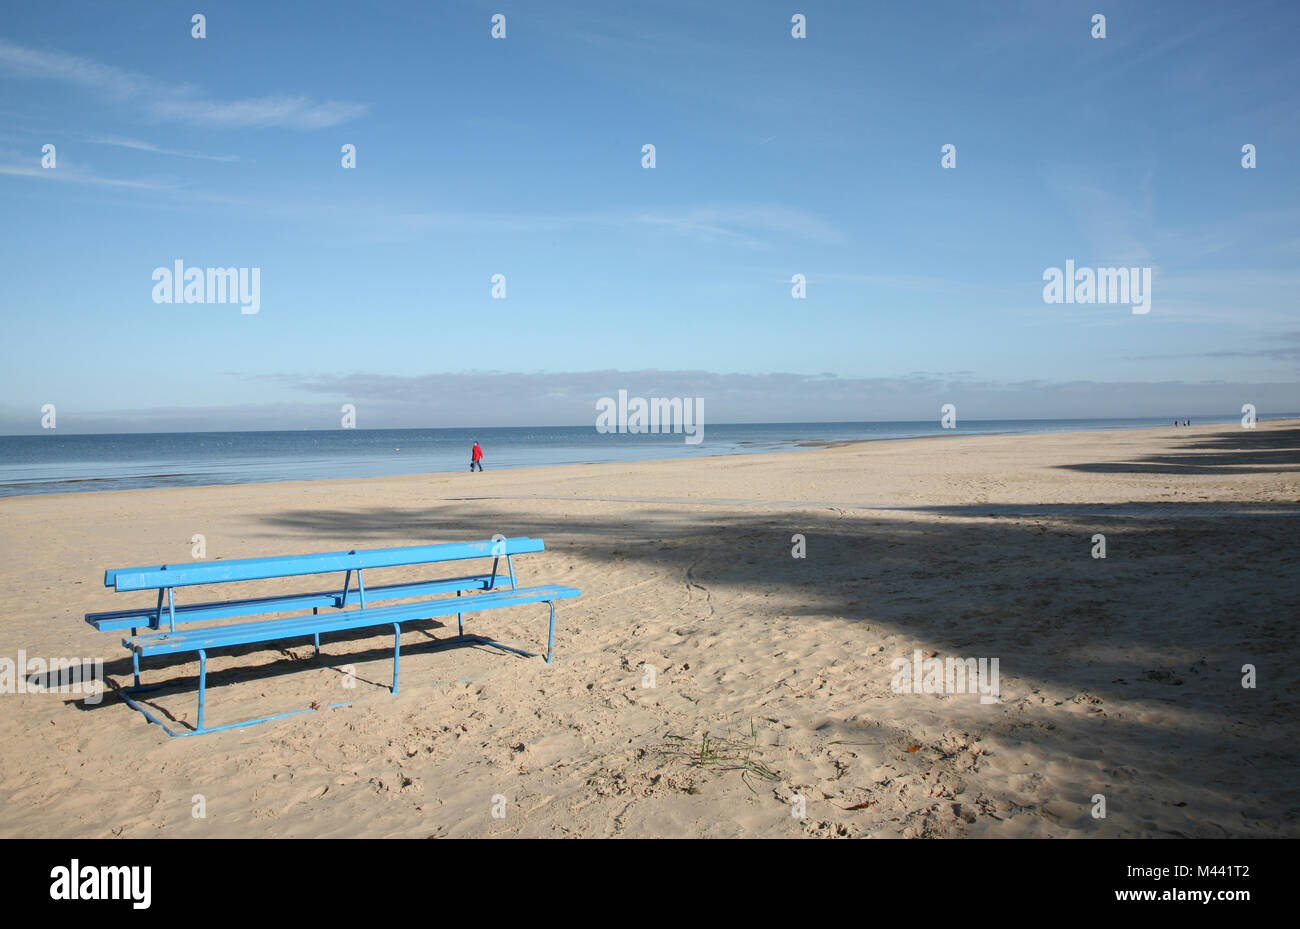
[1185, 419, 1190, 426]
[470, 441, 484, 472]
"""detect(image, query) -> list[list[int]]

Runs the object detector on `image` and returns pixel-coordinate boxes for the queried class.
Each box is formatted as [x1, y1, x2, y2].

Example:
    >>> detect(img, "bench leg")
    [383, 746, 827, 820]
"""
[456, 590, 463, 638]
[197, 649, 208, 731]
[391, 623, 402, 694]
[130, 630, 141, 688]
[546, 601, 555, 664]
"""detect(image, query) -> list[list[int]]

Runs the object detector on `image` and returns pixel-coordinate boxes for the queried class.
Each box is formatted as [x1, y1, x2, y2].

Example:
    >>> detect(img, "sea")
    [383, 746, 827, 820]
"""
[0, 415, 1280, 497]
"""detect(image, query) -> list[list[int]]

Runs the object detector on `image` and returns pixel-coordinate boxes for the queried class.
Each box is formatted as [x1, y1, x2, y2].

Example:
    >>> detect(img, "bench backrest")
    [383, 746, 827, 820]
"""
[105, 537, 544, 591]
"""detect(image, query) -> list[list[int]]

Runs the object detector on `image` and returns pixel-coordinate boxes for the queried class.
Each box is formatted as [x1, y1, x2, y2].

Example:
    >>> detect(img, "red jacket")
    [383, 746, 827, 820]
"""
[471, 444, 483, 461]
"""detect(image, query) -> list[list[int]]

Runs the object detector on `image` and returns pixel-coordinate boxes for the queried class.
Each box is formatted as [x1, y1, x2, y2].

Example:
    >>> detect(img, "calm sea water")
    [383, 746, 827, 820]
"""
[0, 416, 1274, 497]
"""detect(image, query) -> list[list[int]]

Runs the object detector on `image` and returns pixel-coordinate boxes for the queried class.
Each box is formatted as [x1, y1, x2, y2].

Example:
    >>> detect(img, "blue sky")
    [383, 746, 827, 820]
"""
[1, 0, 1297, 432]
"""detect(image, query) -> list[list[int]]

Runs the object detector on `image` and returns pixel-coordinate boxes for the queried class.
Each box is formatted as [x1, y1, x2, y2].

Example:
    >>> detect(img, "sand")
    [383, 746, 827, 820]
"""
[0, 420, 1296, 838]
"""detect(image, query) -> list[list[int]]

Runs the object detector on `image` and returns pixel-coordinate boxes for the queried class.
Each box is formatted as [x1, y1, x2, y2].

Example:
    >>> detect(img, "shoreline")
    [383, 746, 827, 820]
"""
[5, 418, 1291, 502]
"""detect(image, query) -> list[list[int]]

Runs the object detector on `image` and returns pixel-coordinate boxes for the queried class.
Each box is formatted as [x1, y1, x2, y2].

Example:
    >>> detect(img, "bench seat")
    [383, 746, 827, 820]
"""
[123, 584, 581, 657]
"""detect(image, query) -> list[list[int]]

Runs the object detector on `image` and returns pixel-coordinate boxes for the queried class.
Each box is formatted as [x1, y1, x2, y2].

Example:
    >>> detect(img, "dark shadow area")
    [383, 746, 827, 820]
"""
[1058, 426, 1300, 475]
[246, 492, 1300, 826]
[886, 501, 1296, 518]
[25, 661, 101, 692]
[70, 614, 535, 715]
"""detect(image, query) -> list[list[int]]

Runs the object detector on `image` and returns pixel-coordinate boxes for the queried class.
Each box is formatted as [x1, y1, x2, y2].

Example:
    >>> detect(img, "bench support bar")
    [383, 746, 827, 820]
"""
[118, 686, 357, 738]
[113, 600, 559, 736]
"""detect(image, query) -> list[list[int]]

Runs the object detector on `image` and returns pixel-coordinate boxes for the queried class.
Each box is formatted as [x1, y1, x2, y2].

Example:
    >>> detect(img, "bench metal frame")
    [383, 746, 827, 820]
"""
[87, 539, 577, 737]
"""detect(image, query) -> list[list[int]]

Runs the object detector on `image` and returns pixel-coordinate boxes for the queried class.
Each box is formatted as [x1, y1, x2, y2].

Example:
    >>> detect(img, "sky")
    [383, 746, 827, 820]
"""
[1, 0, 1297, 433]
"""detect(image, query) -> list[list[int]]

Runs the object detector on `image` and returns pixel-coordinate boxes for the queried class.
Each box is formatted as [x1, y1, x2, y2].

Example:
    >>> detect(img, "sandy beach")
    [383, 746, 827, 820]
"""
[0, 420, 1296, 838]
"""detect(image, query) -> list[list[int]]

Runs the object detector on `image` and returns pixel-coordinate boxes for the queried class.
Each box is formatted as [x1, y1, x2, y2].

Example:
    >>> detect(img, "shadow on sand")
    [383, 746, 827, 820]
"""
[227, 430, 1300, 830]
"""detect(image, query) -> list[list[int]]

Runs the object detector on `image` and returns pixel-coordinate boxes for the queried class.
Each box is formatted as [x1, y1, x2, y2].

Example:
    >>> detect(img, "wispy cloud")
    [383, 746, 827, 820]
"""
[0, 37, 166, 98]
[816, 271, 1022, 298]
[0, 162, 177, 190]
[1044, 168, 1157, 265]
[1132, 331, 1300, 364]
[639, 204, 842, 244]
[391, 202, 840, 246]
[88, 135, 240, 163]
[0, 38, 367, 130]
[250, 369, 1300, 426]
[149, 96, 366, 131]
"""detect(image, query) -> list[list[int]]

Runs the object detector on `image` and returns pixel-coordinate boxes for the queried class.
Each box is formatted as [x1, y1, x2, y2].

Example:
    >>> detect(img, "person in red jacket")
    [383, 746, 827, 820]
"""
[470, 441, 484, 472]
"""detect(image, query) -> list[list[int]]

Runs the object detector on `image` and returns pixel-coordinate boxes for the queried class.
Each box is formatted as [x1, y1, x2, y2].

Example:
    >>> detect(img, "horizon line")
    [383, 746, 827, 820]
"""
[4, 412, 1294, 439]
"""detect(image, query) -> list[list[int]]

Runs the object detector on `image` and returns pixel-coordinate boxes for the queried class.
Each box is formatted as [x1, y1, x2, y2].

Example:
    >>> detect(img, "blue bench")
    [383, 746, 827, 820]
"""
[85, 537, 581, 737]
